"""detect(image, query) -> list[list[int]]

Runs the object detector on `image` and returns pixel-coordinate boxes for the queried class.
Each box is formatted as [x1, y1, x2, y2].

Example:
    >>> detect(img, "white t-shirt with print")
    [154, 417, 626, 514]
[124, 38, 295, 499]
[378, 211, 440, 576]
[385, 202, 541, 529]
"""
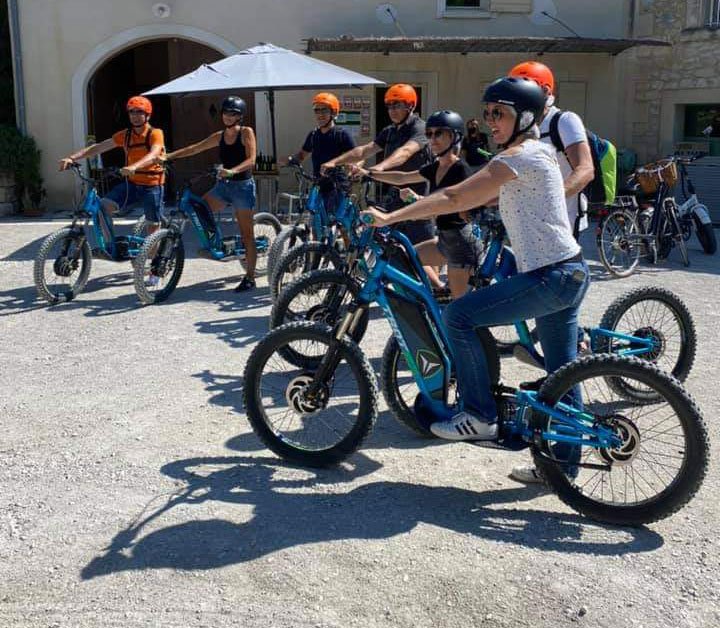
[492, 140, 581, 274]
[539, 105, 589, 231]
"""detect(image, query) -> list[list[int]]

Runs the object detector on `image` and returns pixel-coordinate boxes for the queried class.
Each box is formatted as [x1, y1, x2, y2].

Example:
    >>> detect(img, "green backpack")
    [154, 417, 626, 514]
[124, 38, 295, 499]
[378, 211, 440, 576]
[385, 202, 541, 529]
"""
[544, 110, 617, 206]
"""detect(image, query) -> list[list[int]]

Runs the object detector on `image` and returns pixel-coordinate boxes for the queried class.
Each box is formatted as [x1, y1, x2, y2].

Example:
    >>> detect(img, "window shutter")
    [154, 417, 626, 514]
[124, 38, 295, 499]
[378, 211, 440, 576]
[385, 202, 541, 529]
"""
[490, 0, 532, 12]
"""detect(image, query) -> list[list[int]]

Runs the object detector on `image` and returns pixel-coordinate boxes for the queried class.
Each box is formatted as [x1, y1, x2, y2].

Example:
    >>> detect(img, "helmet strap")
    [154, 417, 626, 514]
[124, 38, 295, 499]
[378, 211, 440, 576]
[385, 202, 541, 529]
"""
[432, 130, 462, 158]
[318, 117, 334, 130]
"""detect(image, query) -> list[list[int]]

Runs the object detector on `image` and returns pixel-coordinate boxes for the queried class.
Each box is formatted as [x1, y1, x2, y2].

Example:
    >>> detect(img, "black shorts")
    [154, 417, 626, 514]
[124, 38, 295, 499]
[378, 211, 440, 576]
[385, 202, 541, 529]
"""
[437, 224, 482, 269]
[397, 219, 435, 245]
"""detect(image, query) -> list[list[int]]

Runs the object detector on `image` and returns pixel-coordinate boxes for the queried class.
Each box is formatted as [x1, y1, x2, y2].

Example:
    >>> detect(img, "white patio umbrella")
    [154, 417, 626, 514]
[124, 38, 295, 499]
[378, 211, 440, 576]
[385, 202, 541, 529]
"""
[144, 43, 384, 158]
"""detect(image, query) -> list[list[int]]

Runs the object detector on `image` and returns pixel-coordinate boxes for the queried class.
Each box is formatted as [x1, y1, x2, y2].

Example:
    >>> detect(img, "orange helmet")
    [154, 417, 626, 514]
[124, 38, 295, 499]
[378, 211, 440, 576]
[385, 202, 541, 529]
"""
[126, 96, 153, 115]
[509, 61, 555, 95]
[312, 92, 340, 115]
[384, 84, 417, 108]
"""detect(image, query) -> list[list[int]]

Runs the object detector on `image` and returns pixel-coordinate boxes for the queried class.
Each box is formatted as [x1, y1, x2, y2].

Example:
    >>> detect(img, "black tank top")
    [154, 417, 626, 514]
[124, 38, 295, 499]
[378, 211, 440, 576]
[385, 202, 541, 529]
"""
[219, 129, 251, 180]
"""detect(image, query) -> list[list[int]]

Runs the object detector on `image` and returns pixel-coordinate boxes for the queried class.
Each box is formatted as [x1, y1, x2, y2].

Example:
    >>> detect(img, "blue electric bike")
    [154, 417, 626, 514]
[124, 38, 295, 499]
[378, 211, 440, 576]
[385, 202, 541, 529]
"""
[132, 167, 281, 304]
[243, 220, 708, 526]
[33, 163, 148, 303]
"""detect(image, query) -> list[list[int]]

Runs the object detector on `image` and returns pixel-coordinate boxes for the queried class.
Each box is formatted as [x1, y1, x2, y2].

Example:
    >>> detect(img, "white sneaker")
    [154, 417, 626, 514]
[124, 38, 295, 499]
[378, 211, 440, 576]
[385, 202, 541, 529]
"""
[430, 412, 498, 441]
[145, 274, 160, 287]
[509, 464, 545, 484]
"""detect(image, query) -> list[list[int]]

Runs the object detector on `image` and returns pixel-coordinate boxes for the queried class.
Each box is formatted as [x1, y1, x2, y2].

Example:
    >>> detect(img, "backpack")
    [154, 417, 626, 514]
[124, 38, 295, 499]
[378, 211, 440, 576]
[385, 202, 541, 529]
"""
[543, 111, 617, 206]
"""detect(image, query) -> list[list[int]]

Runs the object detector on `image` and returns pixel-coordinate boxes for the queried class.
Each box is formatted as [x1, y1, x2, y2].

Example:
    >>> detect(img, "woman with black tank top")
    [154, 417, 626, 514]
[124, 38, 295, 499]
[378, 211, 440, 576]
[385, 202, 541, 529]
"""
[163, 96, 259, 292]
[363, 110, 481, 300]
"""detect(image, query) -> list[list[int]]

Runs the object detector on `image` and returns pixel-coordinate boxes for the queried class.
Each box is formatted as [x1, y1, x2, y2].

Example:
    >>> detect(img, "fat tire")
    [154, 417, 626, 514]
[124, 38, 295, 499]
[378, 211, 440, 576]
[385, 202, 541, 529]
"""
[531, 354, 709, 526]
[242, 321, 378, 467]
[133, 228, 185, 304]
[33, 228, 92, 304]
[270, 269, 370, 368]
[270, 240, 342, 301]
[240, 212, 282, 274]
[596, 286, 696, 396]
[380, 328, 501, 437]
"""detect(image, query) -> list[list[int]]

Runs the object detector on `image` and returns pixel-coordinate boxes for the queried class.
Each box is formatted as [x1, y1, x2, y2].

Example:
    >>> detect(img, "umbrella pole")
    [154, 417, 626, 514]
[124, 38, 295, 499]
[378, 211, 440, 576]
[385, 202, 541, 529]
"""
[268, 89, 277, 160]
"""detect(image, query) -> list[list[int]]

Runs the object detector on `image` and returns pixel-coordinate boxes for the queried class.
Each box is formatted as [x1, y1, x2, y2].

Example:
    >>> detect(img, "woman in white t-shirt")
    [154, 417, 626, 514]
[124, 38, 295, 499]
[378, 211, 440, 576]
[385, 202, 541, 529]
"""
[362, 77, 590, 442]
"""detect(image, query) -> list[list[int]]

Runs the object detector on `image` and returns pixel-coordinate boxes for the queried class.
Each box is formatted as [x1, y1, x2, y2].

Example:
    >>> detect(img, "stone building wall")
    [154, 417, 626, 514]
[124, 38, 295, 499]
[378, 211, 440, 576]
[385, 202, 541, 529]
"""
[625, 0, 720, 161]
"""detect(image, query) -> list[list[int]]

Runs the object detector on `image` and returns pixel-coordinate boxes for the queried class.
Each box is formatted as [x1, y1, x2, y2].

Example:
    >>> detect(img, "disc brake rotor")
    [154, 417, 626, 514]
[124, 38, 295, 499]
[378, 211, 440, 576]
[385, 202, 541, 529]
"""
[53, 256, 78, 277]
[595, 415, 641, 467]
[632, 326, 665, 361]
[285, 374, 329, 415]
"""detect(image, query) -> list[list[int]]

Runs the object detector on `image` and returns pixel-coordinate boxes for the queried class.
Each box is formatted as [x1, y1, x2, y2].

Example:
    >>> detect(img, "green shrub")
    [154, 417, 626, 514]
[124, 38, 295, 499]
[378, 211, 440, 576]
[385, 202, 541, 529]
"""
[0, 124, 46, 209]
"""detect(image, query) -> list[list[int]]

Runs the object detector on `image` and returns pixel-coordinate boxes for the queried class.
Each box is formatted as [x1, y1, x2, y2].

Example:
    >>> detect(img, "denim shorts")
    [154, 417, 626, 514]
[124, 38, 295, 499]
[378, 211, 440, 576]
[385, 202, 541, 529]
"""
[437, 224, 482, 269]
[104, 182, 164, 223]
[396, 219, 435, 245]
[208, 177, 256, 210]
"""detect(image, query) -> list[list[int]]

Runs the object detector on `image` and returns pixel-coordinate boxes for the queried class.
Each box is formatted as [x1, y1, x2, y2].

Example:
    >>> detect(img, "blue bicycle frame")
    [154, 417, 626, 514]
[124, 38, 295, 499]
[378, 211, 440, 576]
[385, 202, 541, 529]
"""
[350, 226, 623, 451]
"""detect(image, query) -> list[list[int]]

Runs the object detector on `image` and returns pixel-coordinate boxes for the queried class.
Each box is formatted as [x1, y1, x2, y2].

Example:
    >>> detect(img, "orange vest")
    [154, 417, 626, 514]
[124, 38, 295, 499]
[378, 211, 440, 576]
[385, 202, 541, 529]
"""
[112, 126, 165, 186]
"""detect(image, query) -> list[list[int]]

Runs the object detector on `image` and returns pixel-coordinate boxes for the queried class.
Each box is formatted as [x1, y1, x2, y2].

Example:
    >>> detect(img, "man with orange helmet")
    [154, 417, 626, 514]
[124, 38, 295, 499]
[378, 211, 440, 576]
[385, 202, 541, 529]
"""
[322, 83, 440, 284]
[59, 95, 166, 236]
[281, 92, 355, 177]
[509, 61, 594, 240]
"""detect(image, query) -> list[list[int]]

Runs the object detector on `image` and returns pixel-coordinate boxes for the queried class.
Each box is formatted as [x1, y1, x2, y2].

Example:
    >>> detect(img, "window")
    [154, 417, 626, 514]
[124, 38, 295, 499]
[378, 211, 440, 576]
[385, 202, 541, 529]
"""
[437, 0, 491, 18]
[706, 0, 720, 26]
[684, 104, 720, 138]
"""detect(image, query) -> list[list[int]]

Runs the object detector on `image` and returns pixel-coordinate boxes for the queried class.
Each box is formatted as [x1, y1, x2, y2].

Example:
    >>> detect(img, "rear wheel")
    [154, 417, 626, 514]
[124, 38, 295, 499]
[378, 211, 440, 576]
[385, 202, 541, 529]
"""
[380, 329, 500, 437]
[33, 228, 92, 303]
[597, 209, 641, 277]
[242, 321, 378, 467]
[240, 212, 282, 275]
[692, 214, 717, 255]
[133, 228, 185, 304]
[532, 355, 709, 525]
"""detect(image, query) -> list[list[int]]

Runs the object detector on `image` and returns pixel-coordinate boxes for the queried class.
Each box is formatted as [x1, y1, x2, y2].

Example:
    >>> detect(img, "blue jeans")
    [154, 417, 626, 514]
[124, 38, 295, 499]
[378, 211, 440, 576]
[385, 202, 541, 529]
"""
[104, 182, 164, 223]
[443, 258, 590, 421]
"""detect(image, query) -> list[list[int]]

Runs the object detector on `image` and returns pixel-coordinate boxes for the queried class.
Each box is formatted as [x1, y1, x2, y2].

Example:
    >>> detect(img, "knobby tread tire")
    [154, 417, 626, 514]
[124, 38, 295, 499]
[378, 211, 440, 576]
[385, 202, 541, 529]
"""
[33, 228, 92, 304]
[242, 321, 378, 467]
[531, 354, 709, 526]
[133, 228, 185, 304]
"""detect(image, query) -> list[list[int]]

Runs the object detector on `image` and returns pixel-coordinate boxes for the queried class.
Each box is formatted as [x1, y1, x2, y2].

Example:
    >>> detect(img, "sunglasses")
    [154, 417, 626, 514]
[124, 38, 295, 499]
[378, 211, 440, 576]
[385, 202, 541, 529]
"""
[386, 102, 408, 111]
[482, 107, 505, 122]
[127, 109, 147, 115]
[425, 129, 449, 139]
[222, 110, 241, 116]
[313, 107, 332, 115]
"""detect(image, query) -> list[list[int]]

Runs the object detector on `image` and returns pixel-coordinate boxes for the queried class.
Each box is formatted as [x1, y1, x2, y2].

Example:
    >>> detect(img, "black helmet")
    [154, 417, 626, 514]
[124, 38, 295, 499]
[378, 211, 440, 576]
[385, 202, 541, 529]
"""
[483, 77, 545, 146]
[221, 96, 246, 116]
[426, 110, 464, 157]
[426, 110, 465, 135]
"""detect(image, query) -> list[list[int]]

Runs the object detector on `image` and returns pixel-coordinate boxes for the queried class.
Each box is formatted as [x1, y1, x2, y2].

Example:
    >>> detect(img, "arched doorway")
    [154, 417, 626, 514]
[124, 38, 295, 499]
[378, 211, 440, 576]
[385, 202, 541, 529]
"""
[87, 38, 256, 195]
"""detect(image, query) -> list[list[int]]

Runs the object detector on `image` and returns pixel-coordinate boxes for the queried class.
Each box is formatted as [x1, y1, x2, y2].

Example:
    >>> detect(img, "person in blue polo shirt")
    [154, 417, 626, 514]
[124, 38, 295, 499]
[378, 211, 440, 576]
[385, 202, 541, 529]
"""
[280, 93, 355, 177]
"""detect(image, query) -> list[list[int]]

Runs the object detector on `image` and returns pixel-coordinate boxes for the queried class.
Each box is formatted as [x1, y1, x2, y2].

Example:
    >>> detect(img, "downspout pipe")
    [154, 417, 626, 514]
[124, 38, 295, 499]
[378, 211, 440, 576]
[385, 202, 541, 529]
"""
[7, 0, 26, 134]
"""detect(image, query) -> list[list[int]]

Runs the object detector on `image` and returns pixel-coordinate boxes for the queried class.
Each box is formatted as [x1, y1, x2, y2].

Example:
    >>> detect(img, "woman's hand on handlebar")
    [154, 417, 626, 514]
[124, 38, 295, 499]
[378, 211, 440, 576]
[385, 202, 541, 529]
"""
[360, 206, 392, 227]
[58, 158, 76, 172]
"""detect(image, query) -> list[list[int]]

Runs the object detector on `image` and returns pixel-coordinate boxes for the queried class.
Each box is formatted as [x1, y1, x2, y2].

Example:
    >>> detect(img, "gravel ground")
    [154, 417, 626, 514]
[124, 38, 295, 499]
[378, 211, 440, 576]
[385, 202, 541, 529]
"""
[1, 217, 719, 628]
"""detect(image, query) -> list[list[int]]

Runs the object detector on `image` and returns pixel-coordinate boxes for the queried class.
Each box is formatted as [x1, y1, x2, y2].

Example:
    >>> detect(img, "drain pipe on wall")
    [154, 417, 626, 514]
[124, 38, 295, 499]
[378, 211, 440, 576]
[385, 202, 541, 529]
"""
[7, 0, 26, 134]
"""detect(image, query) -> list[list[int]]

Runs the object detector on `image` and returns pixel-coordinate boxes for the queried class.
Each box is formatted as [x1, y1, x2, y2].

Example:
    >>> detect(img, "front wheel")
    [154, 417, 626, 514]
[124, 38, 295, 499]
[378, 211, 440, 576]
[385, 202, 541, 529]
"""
[596, 209, 641, 278]
[270, 269, 370, 369]
[33, 227, 92, 303]
[270, 240, 342, 301]
[531, 354, 709, 526]
[133, 228, 185, 304]
[692, 214, 717, 255]
[266, 223, 310, 279]
[242, 321, 378, 467]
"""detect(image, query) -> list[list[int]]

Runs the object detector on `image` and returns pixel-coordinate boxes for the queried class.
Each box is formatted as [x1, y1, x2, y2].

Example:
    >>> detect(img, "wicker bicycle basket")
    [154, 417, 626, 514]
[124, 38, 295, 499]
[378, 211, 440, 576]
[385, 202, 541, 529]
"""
[635, 159, 678, 195]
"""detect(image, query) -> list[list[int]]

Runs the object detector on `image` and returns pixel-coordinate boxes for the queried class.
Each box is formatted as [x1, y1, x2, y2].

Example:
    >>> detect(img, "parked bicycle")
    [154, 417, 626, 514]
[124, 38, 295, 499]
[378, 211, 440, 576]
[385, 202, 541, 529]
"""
[597, 153, 716, 277]
[132, 166, 281, 304]
[33, 163, 148, 303]
[243, 220, 709, 526]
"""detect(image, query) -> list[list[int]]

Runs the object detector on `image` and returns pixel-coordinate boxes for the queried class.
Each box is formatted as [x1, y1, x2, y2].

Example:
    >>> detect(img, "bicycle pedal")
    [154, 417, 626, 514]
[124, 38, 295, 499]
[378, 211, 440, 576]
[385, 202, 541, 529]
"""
[469, 435, 528, 452]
